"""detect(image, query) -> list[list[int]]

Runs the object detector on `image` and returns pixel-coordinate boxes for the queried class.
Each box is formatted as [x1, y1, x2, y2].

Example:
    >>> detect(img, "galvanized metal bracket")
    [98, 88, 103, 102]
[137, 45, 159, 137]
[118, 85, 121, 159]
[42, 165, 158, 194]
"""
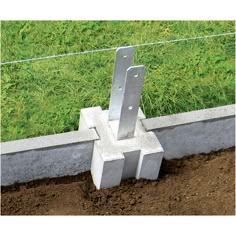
[108, 47, 134, 121]
[108, 47, 145, 140]
[117, 65, 145, 140]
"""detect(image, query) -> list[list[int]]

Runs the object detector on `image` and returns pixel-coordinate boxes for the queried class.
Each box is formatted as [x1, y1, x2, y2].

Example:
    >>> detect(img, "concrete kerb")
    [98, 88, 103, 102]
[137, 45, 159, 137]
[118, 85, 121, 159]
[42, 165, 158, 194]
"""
[1, 129, 99, 186]
[142, 104, 235, 159]
[1, 129, 99, 155]
[1, 104, 235, 186]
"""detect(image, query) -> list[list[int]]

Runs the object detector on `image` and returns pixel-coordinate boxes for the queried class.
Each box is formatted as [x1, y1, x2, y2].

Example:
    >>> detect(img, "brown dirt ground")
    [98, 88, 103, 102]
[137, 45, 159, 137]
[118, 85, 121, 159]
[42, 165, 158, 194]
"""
[1, 147, 235, 215]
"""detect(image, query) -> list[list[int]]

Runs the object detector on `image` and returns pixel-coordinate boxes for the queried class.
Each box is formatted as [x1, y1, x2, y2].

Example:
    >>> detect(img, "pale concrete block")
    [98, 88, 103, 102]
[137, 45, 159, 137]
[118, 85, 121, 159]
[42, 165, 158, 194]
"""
[79, 106, 164, 189]
[122, 150, 140, 180]
[142, 104, 235, 131]
[79, 107, 102, 131]
[1, 129, 98, 155]
[91, 144, 125, 189]
[1, 141, 95, 186]
[155, 117, 235, 159]
[1, 130, 98, 186]
[100, 153, 125, 189]
[136, 151, 163, 180]
[142, 104, 235, 159]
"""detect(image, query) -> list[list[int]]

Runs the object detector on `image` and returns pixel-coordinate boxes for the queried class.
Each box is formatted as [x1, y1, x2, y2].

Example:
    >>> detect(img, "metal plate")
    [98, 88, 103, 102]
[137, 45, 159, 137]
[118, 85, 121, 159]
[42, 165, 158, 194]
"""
[117, 65, 145, 140]
[108, 47, 134, 121]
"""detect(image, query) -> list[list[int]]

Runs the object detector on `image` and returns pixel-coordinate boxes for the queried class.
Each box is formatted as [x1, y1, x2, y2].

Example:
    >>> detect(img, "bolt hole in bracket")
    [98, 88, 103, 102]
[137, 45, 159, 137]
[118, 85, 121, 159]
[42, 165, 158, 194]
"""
[108, 46, 145, 140]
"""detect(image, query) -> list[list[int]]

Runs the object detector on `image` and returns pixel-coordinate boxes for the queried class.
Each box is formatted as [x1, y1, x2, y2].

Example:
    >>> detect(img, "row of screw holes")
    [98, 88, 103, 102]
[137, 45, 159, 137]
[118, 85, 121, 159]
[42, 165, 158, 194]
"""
[122, 54, 139, 111]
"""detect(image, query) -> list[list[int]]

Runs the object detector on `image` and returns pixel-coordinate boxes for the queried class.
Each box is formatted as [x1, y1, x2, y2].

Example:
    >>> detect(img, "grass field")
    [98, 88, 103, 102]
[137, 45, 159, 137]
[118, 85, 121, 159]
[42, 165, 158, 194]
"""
[1, 21, 235, 141]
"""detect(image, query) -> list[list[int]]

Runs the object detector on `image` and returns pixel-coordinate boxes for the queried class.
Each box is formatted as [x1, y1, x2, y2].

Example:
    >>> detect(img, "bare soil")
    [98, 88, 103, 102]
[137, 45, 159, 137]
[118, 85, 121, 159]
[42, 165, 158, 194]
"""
[1, 148, 235, 215]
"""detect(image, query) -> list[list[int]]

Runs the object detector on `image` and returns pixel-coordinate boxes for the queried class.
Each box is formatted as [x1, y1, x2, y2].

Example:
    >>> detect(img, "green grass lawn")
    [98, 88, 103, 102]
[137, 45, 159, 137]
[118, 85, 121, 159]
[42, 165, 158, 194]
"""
[1, 21, 235, 142]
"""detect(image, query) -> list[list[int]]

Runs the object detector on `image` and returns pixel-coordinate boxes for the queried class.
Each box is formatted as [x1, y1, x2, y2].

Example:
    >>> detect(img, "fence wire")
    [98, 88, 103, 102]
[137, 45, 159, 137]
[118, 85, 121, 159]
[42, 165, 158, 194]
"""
[0, 31, 235, 66]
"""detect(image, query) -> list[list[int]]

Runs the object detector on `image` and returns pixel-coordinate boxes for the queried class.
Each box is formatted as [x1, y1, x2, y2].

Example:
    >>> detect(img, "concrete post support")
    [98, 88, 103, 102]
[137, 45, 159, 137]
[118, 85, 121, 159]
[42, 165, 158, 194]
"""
[78, 46, 164, 189]
[79, 107, 164, 189]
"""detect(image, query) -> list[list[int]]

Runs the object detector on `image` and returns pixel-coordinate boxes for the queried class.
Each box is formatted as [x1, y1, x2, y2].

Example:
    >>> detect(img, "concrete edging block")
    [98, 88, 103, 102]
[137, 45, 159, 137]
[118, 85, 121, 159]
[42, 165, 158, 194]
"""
[142, 104, 235, 159]
[1, 130, 99, 186]
[1, 104, 235, 186]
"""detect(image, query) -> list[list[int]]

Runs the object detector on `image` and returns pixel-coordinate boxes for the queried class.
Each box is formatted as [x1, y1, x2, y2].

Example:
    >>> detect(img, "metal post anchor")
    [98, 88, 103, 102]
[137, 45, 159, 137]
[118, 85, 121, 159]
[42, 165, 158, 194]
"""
[79, 46, 164, 189]
[108, 47, 145, 140]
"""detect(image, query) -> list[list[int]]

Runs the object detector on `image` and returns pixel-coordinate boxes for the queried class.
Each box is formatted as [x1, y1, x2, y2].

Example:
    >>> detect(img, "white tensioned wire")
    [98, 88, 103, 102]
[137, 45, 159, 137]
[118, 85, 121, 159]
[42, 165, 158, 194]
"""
[0, 32, 235, 66]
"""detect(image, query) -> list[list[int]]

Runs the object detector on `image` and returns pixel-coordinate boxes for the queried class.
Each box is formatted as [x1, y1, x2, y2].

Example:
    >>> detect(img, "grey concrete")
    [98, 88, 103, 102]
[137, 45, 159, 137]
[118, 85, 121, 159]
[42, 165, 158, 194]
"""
[136, 151, 163, 179]
[1, 104, 235, 187]
[142, 104, 235, 131]
[122, 150, 140, 179]
[142, 104, 235, 159]
[1, 130, 98, 186]
[1, 129, 98, 155]
[79, 106, 164, 189]
[99, 152, 125, 189]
